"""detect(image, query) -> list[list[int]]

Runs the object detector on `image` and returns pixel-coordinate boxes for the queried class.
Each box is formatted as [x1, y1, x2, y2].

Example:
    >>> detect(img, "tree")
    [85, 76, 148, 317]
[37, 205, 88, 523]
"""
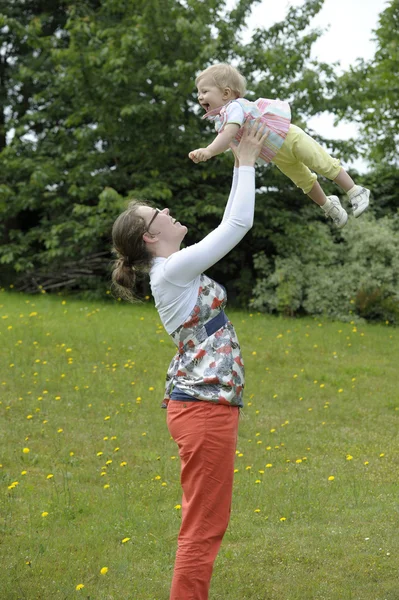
[334, 0, 399, 166]
[0, 0, 351, 301]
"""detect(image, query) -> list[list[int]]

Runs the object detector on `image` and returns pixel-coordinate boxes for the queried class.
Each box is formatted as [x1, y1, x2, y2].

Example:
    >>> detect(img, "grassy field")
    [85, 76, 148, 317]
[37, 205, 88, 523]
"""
[1, 289, 398, 600]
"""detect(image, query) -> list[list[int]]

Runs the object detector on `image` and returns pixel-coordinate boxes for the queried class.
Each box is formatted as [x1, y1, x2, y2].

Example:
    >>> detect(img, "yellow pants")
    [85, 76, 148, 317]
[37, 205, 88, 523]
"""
[273, 124, 341, 194]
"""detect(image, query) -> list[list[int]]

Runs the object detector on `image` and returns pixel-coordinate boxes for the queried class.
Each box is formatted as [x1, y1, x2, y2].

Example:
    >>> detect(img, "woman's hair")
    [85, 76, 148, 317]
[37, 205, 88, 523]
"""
[111, 200, 154, 302]
[195, 63, 247, 97]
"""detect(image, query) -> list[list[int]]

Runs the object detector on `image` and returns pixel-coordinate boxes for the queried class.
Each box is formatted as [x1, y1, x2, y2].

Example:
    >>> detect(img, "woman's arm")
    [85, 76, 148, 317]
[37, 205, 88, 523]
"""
[164, 121, 268, 286]
[163, 166, 255, 285]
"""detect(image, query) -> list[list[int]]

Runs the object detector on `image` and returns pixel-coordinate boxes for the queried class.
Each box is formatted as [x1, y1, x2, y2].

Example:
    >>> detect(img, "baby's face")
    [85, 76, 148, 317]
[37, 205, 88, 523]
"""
[197, 78, 232, 112]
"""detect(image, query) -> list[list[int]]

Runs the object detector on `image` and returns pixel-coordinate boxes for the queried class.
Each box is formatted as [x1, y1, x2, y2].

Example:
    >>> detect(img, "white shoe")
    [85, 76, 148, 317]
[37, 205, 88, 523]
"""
[324, 196, 348, 228]
[349, 187, 370, 218]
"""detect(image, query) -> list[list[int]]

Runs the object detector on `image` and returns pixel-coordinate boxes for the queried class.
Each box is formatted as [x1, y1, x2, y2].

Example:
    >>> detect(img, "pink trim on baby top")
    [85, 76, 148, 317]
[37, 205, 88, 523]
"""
[202, 97, 291, 163]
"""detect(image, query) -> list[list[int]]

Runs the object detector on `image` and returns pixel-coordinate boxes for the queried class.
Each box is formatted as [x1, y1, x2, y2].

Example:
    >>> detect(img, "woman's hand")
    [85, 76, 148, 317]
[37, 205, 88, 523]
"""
[230, 120, 269, 167]
[229, 144, 240, 168]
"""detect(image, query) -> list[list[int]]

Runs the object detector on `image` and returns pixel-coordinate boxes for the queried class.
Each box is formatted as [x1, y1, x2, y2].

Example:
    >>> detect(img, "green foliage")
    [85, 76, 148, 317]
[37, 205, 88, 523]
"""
[0, 0, 349, 298]
[1, 0, 397, 321]
[252, 214, 399, 323]
[355, 286, 399, 324]
[334, 0, 399, 166]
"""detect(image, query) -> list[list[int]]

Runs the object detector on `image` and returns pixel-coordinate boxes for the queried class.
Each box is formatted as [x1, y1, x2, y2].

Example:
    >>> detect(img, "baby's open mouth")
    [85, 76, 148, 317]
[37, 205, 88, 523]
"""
[201, 103, 210, 112]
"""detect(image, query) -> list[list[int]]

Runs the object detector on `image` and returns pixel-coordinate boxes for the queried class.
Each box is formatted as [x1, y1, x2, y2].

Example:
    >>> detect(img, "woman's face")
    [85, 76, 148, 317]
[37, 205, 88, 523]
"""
[138, 206, 188, 249]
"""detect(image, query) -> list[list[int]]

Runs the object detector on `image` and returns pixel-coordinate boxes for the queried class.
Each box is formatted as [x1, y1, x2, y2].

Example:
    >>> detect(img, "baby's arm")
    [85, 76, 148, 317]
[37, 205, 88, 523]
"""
[189, 124, 240, 163]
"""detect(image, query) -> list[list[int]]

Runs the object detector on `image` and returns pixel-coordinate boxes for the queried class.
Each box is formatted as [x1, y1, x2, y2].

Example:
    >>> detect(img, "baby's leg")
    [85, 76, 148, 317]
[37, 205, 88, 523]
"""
[273, 126, 348, 227]
[289, 125, 370, 217]
[333, 168, 355, 192]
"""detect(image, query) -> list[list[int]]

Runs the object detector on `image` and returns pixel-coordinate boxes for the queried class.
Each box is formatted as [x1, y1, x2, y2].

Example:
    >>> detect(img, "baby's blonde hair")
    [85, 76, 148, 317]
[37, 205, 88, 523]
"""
[195, 63, 246, 98]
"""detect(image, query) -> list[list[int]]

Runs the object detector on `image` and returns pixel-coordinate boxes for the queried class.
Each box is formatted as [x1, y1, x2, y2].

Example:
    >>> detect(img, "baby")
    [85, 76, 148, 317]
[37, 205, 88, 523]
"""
[189, 63, 370, 228]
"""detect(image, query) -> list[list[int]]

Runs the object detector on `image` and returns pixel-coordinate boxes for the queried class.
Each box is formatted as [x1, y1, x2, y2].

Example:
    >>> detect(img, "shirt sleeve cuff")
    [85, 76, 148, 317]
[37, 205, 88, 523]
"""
[238, 166, 255, 173]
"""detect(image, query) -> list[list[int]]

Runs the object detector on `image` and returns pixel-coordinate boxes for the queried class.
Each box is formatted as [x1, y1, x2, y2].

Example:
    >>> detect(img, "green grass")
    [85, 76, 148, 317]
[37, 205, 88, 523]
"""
[1, 289, 398, 600]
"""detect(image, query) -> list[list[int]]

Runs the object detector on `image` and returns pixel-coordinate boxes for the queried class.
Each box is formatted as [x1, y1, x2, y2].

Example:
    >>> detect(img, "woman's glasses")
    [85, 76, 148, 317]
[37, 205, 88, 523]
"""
[146, 208, 160, 232]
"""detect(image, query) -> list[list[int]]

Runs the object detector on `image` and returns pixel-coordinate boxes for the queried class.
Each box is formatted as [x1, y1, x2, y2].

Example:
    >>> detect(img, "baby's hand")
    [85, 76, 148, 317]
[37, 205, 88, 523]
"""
[189, 148, 212, 163]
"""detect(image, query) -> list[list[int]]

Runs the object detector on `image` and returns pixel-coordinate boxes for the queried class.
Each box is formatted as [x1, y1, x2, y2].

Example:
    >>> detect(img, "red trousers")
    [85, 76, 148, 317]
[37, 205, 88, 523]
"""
[167, 400, 239, 600]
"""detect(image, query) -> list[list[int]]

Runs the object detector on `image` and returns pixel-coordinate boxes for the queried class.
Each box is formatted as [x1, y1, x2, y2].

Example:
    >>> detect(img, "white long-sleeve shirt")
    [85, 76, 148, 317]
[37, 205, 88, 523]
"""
[149, 166, 255, 334]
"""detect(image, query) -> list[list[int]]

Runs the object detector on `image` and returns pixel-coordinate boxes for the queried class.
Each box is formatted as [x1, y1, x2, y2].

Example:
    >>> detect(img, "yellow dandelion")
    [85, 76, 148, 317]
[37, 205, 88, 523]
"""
[103, 484, 110, 489]
[379, 453, 385, 458]
[346, 454, 353, 461]
[120, 461, 127, 467]
[328, 476, 335, 481]
[41, 512, 48, 517]
[280, 517, 287, 522]
[254, 509, 261, 513]
[266, 464, 273, 468]
[46, 474, 54, 479]
[122, 537, 130, 543]
[97, 451, 103, 456]
[22, 448, 30, 454]
[21, 471, 27, 475]
[174, 504, 181, 510]
[75, 584, 84, 591]
[100, 567, 108, 575]
[234, 469, 239, 473]
[364, 461, 369, 465]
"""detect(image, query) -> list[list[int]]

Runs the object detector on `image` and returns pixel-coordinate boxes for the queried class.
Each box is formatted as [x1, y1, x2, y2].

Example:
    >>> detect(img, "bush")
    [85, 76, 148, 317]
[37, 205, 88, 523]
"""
[252, 214, 399, 323]
[355, 287, 399, 324]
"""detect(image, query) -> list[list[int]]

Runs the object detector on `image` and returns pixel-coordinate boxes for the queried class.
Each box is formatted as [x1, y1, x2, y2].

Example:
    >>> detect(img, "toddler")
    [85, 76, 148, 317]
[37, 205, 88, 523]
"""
[189, 63, 370, 228]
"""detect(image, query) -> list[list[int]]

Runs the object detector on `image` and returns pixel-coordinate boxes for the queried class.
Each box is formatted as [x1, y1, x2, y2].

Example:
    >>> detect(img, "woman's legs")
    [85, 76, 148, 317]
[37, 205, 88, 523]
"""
[167, 401, 239, 600]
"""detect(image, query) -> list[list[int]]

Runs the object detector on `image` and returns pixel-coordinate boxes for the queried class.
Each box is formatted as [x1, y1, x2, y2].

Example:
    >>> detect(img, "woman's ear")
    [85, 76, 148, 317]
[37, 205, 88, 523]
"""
[143, 232, 158, 244]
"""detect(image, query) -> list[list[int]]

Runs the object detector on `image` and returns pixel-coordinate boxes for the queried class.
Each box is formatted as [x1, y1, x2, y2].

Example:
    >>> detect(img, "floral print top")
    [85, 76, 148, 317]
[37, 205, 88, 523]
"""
[163, 274, 244, 407]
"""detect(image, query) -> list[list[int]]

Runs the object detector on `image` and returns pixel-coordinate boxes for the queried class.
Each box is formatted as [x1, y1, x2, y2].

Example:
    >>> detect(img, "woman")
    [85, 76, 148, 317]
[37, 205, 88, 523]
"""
[112, 121, 268, 599]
